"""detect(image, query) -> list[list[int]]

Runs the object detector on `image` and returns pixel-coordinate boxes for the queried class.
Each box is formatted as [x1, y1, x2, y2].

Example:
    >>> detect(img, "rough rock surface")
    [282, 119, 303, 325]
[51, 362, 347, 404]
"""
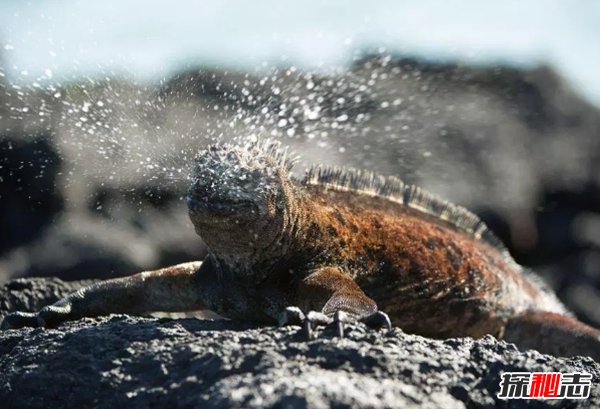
[1, 278, 599, 408]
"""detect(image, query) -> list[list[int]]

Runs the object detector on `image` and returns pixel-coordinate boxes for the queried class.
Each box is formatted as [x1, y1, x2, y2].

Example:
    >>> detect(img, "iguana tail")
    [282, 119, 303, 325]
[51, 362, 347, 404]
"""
[504, 311, 600, 362]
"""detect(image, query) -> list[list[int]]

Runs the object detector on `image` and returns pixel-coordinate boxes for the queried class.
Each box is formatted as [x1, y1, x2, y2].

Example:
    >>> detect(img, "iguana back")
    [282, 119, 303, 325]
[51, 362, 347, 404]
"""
[300, 168, 567, 338]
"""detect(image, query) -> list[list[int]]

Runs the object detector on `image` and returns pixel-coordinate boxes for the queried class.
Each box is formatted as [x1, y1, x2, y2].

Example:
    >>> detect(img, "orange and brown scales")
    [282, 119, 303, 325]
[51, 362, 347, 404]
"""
[286, 176, 566, 340]
[184, 141, 598, 359]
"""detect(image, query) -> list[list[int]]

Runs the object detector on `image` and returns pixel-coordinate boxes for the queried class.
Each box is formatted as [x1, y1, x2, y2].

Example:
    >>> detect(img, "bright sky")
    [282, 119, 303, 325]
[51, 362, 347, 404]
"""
[1, 0, 599, 106]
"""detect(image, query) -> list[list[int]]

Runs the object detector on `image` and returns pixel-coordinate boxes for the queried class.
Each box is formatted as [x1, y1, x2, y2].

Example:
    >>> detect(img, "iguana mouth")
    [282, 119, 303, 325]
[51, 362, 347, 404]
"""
[187, 196, 255, 217]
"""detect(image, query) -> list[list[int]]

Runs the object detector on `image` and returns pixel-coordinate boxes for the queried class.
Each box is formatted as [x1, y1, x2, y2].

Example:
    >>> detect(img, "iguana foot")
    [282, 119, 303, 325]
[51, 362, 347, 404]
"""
[278, 306, 306, 326]
[278, 306, 332, 339]
[1, 311, 39, 330]
[304, 311, 333, 339]
[278, 306, 391, 339]
[360, 311, 392, 331]
[334, 310, 392, 338]
[2, 303, 73, 330]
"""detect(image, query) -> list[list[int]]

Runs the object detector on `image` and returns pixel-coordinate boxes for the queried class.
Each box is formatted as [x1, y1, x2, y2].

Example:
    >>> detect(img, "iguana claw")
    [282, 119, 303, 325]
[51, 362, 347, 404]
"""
[334, 310, 392, 338]
[278, 306, 306, 327]
[304, 311, 332, 339]
[360, 311, 392, 331]
[278, 306, 392, 339]
[278, 306, 332, 339]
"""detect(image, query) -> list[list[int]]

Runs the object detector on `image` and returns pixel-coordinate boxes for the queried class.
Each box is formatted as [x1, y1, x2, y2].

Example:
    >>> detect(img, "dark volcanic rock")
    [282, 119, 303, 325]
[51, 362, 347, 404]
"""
[1, 278, 599, 408]
[0, 135, 63, 255]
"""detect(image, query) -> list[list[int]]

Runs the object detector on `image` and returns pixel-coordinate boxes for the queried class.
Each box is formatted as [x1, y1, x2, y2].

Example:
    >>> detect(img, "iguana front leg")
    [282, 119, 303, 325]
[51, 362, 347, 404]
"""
[1, 261, 207, 329]
[279, 266, 391, 338]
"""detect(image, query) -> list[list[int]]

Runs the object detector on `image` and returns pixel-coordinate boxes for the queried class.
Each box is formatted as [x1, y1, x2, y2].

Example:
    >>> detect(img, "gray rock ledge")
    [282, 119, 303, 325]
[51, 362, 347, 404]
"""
[0, 278, 598, 408]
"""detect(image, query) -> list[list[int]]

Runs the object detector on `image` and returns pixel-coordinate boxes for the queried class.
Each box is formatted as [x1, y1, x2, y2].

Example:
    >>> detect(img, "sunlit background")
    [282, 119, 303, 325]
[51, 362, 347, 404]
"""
[1, 0, 600, 106]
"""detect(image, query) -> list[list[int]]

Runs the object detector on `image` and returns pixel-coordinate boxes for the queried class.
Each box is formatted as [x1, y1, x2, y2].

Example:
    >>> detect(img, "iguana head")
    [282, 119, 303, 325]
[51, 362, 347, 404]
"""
[187, 139, 299, 270]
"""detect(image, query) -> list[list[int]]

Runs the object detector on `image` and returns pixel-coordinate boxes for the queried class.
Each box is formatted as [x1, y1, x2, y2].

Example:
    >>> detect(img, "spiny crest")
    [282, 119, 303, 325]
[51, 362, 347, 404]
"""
[241, 137, 300, 172]
[195, 138, 299, 175]
[303, 166, 509, 255]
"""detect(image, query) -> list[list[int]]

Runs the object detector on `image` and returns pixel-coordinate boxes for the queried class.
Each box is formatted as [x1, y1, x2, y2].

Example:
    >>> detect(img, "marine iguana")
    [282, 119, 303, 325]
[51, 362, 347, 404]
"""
[3, 139, 600, 360]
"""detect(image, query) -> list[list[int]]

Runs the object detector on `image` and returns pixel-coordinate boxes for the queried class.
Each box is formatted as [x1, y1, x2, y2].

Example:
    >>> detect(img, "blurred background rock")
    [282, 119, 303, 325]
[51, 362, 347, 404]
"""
[0, 1, 599, 327]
